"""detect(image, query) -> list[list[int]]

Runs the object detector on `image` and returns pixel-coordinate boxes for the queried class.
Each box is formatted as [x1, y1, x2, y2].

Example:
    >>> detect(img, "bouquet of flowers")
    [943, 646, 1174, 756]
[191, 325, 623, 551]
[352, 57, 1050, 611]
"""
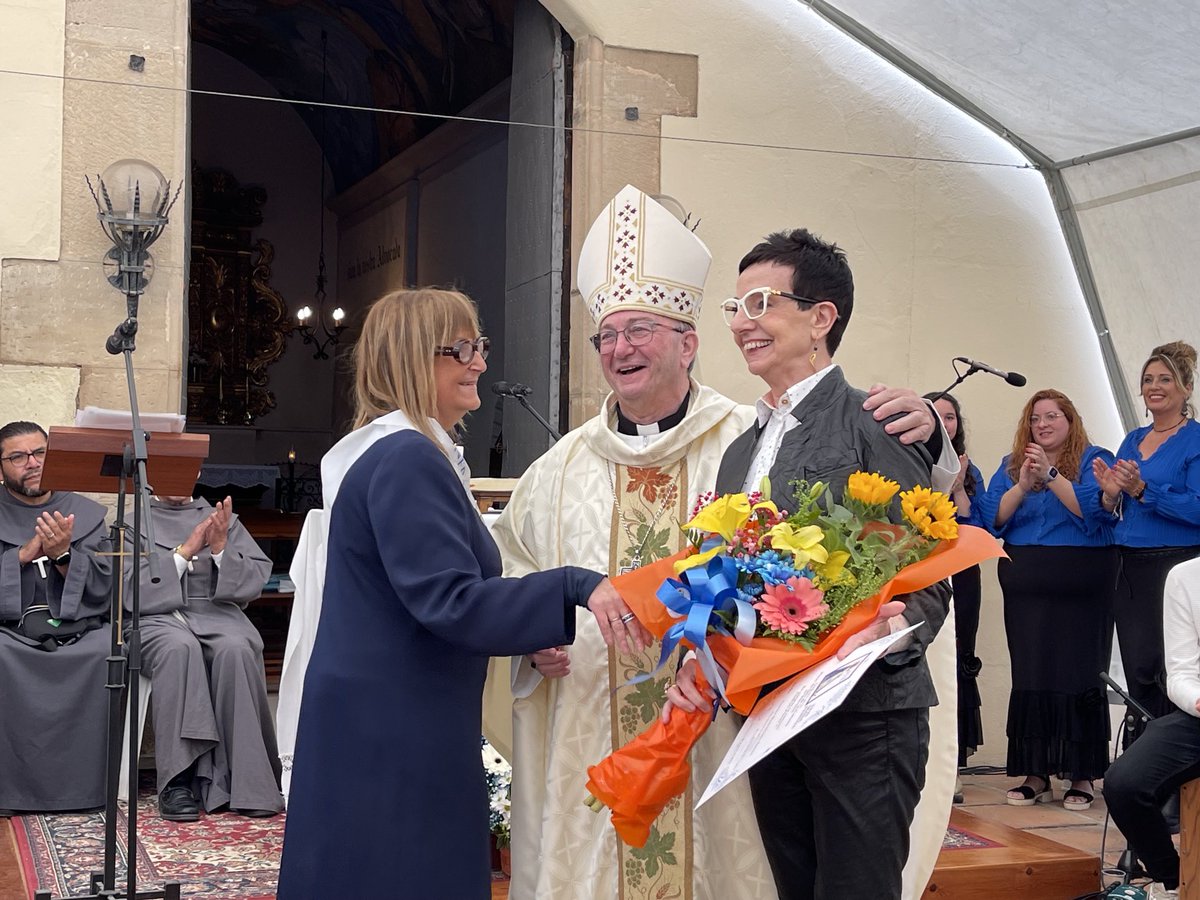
[481, 737, 512, 849]
[584, 472, 1002, 847]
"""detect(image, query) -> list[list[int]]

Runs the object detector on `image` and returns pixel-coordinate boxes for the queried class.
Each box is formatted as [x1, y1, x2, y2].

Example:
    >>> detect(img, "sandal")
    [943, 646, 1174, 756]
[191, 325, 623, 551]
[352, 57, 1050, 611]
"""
[1006, 776, 1053, 807]
[1063, 783, 1094, 811]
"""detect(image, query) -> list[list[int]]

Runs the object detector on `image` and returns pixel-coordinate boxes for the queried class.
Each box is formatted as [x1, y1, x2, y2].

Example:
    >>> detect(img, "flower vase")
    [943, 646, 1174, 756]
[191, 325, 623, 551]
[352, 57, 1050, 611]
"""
[499, 847, 511, 876]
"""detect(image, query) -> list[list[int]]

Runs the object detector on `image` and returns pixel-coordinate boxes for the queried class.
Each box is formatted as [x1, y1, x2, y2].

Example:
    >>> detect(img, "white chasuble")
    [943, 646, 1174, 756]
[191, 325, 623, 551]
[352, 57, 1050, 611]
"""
[490, 384, 775, 900]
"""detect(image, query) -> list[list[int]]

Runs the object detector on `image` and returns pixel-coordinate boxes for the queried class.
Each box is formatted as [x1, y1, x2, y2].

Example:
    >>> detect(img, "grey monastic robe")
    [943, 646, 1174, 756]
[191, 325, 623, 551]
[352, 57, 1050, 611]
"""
[0, 489, 111, 811]
[131, 498, 282, 812]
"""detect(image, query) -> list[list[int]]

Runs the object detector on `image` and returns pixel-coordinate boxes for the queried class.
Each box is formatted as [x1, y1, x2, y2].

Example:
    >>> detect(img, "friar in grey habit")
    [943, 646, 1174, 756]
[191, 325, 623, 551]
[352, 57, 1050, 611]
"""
[132, 494, 282, 821]
[0, 421, 112, 814]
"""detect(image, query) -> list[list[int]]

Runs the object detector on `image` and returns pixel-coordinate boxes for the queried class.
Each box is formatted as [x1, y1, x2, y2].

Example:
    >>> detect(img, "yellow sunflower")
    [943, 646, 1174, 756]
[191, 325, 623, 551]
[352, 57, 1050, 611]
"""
[900, 486, 959, 540]
[846, 471, 901, 507]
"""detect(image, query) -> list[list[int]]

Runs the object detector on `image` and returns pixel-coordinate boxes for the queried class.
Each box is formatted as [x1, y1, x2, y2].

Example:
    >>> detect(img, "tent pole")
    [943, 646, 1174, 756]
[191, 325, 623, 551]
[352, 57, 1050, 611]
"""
[1042, 167, 1138, 430]
[1058, 125, 1200, 169]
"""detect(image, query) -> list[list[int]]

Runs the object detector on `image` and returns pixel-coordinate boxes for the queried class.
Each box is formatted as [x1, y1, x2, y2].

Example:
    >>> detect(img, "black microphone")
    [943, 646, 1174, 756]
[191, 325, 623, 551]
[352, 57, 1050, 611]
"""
[491, 380, 533, 398]
[954, 357, 1027, 387]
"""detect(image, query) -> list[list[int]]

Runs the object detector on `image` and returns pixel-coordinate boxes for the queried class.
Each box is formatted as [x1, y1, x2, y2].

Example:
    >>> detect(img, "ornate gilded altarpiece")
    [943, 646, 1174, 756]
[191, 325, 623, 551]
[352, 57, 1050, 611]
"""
[187, 166, 291, 425]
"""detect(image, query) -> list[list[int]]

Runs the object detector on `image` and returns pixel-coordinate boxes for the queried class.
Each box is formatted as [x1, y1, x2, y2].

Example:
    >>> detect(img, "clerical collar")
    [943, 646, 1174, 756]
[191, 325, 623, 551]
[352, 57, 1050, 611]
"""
[615, 394, 690, 436]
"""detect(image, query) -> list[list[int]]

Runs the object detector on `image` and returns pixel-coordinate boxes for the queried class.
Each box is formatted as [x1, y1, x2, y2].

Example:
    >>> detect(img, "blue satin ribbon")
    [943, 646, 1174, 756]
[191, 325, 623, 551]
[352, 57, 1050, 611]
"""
[621, 550, 756, 702]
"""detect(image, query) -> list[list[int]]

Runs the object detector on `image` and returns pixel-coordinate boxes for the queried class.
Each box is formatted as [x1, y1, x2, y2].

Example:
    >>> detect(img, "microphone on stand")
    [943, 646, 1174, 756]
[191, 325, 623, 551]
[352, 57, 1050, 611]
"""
[931, 356, 1028, 403]
[491, 380, 561, 441]
[492, 380, 533, 398]
[953, 357, 1028, 387]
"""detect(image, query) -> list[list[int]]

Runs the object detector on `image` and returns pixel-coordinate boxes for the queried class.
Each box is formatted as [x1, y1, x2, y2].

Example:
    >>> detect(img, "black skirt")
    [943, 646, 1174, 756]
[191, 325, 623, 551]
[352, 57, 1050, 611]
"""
[952, 564, 983, 765]
[999, 544, 1118, 780]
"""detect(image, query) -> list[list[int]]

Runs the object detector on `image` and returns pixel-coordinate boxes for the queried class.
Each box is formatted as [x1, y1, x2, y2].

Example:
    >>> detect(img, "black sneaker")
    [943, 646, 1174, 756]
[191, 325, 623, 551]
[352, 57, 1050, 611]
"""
[159, 785, 200, 822]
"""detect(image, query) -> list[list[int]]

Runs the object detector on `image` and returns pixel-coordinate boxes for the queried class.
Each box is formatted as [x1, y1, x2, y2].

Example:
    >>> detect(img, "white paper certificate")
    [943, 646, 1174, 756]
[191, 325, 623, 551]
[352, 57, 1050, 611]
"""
[695, 621, 923, 809]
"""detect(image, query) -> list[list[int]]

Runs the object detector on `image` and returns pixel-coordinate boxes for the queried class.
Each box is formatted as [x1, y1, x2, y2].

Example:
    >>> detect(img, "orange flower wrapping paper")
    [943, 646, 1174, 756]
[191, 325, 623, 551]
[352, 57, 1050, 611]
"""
[586, 524, 1003, 847]
[584, 673, 715, 848]
[610, 523, 1005, 716]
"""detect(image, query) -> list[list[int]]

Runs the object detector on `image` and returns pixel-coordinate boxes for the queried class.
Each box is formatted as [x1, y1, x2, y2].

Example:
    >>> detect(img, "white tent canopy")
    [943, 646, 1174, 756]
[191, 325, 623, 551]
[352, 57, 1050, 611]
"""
[808, 0, 1200, 427]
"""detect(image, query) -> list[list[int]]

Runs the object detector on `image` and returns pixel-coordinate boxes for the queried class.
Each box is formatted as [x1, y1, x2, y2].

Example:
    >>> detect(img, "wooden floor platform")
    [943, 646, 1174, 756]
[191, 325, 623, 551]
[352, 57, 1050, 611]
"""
[924, 807, 1101, 899]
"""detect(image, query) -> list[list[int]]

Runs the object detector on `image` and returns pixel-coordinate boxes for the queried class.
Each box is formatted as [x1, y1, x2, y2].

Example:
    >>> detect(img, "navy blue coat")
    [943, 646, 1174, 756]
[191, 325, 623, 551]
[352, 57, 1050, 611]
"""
[277, 431, 600, 899]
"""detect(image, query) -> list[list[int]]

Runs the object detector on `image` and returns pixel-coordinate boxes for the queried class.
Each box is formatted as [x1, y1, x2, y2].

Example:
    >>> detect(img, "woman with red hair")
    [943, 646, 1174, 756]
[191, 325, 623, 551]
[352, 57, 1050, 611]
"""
[981, 389, 1116, 811]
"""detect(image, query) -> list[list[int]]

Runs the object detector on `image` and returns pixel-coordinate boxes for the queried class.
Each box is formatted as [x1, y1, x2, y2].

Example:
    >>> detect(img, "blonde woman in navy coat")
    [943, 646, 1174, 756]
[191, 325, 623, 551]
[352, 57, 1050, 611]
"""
[277, 289, 648, 899]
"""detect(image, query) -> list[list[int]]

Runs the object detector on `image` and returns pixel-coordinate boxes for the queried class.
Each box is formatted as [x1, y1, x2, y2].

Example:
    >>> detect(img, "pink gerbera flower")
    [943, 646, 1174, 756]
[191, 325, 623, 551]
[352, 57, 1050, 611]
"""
[754, 577, 828, 635]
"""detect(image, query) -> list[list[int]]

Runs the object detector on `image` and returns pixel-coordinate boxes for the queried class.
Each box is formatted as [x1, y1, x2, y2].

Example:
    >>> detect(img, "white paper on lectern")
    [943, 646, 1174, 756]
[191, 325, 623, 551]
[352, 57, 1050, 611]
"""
[75, 406, 186, 433]
[695, 621, 923, 809]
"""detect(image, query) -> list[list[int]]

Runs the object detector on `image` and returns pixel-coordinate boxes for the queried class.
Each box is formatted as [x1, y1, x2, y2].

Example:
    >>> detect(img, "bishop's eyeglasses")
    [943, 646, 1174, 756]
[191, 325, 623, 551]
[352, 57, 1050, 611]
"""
[435, 336, 490, 364]
[720, 287, 824, 326]
[589, 321, 688, 352]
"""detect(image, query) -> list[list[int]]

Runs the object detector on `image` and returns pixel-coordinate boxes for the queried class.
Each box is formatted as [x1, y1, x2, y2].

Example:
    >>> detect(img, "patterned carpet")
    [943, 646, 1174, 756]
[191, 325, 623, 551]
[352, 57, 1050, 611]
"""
[12, 786, 283, 899]
[10, 785, 988, 899]
[942, 824, 1002, 851]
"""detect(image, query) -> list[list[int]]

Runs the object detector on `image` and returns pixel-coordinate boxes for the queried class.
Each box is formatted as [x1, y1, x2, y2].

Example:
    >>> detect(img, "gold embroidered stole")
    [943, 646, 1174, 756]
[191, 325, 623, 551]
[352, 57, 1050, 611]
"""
[608, 459, 692, 900]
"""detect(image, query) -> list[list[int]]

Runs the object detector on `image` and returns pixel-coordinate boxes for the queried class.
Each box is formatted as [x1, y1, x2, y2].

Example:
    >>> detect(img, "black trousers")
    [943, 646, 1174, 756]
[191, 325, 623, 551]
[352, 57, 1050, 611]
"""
[1115, 546, 1200, 741]
[748, 705, 928, 900]
[1105, 710, 1200, 889]
[953, 564, 983, 765]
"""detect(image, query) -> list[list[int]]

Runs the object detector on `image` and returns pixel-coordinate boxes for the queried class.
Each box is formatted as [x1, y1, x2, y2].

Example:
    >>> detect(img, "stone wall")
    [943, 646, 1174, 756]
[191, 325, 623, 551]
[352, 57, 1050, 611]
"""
[0, 0, 188, 428]
[562, 37, 700, 427]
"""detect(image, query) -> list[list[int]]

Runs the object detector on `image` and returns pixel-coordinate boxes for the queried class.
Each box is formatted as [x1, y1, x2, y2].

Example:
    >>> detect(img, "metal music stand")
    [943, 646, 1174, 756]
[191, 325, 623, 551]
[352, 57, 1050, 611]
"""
[36, 426, 207, 900]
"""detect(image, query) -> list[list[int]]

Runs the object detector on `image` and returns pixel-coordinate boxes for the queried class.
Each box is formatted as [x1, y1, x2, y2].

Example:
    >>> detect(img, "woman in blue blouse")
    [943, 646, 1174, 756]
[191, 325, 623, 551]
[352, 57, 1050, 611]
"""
[982, 389, 1115, 811]
[1091, 341, 1200, 740]
[926, 391, 986, 787]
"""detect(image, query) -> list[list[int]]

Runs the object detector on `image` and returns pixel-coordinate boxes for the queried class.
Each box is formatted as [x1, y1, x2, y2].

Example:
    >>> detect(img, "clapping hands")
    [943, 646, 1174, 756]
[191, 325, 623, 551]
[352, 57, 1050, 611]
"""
[178, 496, 233, 558]
[1093, 457, 1143, 506]
[19, 511, 75, 564]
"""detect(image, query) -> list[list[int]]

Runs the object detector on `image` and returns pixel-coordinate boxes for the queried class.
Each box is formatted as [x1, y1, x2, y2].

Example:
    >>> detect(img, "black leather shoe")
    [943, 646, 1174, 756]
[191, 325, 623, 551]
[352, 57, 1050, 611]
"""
[159, 785, 200, 822]
[233, 807, 278, 819]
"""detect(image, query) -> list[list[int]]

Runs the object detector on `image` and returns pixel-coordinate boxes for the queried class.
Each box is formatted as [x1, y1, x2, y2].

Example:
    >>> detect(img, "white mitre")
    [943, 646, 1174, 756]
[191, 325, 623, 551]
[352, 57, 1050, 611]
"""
[577, 184, 712, 327]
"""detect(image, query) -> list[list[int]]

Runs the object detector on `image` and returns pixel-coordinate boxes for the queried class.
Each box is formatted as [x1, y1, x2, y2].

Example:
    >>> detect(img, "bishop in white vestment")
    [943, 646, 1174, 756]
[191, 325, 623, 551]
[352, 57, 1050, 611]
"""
[489, 185, 959, 899]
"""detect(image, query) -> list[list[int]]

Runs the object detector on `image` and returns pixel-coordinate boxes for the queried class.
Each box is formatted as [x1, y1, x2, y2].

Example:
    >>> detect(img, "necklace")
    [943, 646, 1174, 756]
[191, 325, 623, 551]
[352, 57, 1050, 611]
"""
[1152, 417, 1187, 433]
[605, 462, 678, 574]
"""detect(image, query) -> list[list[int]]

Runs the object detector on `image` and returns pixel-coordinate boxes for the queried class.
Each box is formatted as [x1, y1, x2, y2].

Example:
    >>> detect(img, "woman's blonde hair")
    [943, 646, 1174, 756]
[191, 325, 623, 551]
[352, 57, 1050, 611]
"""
[1006, 388, 1090, 483]
[1141, 340, 1197, 419]
[352, 288, 481, 448]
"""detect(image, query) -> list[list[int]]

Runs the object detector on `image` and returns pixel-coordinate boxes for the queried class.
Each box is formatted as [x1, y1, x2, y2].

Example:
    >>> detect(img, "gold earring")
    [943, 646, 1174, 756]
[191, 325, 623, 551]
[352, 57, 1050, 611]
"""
[809, 346, 818, 368]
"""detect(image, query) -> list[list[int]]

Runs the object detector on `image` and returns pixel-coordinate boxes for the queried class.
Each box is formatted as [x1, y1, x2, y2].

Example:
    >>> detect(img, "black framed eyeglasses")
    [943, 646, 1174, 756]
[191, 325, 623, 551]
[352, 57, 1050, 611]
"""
[720, 287, 825, 325]
[0, 447, 47, 467]
[589, 321, 688, 352]
[435, 336, 490, 365]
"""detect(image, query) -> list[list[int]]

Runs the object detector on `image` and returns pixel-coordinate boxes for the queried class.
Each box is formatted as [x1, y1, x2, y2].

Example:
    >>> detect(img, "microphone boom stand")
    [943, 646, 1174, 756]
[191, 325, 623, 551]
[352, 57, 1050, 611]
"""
[929, 361, 981, 404]
[1099, 671, 1156, 887]
[512, 393, 562, 442]
[50, 165, 182, 900]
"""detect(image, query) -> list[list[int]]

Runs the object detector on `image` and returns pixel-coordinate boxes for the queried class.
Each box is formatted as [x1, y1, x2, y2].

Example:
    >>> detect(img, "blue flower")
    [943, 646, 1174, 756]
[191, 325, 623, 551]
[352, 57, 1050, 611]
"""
[735, 550, 812, 586]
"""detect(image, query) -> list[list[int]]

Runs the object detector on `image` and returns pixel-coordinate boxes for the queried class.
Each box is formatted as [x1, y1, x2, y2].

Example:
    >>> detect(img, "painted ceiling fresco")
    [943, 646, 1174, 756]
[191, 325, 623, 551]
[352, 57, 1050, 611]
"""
[192, 0, 515, 191]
